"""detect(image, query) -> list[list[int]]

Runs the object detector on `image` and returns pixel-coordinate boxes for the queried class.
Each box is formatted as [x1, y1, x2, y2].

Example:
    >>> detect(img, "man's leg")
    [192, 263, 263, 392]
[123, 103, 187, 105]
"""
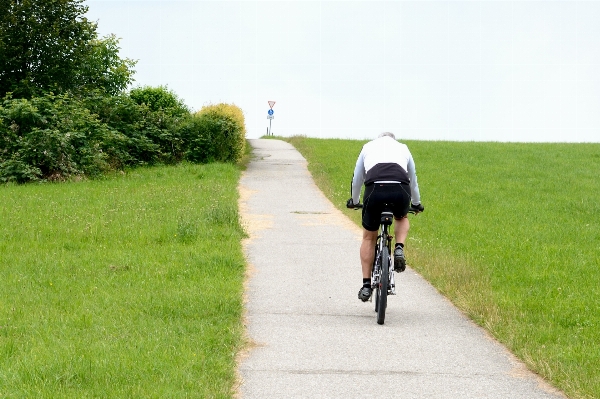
[360, 229, 378, 278]
[358, 228, 378, 301]
[393, 216, 410, 272]
[394, 216, 410, 246]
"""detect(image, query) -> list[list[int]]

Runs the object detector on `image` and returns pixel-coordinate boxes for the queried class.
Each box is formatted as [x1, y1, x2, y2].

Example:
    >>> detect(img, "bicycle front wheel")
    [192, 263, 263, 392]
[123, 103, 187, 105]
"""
[376, 248, 389, 325]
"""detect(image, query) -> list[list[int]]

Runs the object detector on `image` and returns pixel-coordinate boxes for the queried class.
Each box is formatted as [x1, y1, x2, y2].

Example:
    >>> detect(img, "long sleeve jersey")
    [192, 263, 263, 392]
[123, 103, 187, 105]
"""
[351, 136, 421, 205]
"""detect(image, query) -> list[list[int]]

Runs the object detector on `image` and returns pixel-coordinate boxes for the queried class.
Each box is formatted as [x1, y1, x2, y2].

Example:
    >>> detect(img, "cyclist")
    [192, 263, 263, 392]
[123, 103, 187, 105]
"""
[346, 132, 424, 302]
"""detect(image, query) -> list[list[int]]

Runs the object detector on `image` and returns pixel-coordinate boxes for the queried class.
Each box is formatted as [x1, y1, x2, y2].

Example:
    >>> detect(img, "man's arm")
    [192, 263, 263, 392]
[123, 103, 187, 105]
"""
[351, 149, 365, 204]
[406, 152, 421, 205]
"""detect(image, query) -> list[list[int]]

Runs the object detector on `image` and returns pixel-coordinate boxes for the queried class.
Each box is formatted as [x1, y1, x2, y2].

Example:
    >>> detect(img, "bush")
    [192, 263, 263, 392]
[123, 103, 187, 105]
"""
[85, 92, 167, 166]
[0, 92, 248, 184]
[129, 86, 189, 117]
[84, 89, 192, 166]
[184, 103, 246, 164]
[0, 93, 122, 182]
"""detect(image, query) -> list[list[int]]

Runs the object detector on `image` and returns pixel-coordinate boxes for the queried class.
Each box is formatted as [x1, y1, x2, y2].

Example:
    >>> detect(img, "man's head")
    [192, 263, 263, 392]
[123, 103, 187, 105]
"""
[378, 132, 396, 140]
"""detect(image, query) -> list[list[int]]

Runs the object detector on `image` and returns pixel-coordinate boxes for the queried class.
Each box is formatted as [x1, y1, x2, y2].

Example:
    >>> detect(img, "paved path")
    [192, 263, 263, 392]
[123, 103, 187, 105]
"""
[237, 139, 565, 399]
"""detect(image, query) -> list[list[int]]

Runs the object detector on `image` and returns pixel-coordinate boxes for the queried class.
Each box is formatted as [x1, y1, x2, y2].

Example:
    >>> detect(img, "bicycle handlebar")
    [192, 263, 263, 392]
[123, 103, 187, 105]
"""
[346, 200, 421, 215]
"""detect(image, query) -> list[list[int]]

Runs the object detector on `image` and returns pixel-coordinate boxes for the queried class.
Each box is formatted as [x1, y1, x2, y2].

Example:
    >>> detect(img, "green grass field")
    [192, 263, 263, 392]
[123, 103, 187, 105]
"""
[285, 136, 600, 399]
[0, 163, 246, 398]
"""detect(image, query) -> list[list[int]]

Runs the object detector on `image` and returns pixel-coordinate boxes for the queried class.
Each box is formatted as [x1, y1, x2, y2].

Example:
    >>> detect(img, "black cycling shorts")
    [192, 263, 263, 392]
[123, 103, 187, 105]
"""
[362, 182, 411, 231]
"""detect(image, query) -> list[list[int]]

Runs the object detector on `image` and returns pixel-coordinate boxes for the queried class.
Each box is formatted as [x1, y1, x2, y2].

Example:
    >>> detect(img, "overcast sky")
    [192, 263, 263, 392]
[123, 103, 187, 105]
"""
[86, 1, 600, 142]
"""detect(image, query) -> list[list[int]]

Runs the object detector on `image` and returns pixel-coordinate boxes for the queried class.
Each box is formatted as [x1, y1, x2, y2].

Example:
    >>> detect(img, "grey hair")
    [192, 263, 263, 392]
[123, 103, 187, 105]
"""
[378, 132, 396, 140]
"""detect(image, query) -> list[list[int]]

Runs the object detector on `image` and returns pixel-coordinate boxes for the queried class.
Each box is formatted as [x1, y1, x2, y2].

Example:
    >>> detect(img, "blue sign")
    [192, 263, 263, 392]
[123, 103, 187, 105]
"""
[268, 109, 274, 116]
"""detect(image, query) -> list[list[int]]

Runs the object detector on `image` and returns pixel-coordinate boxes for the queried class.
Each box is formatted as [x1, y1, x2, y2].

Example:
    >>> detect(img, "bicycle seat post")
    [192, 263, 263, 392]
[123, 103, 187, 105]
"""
[380, 211, 394, 227]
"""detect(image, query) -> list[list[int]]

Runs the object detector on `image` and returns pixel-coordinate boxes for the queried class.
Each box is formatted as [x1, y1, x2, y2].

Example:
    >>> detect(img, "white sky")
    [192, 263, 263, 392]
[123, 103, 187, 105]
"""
[86, 1, 600, 142]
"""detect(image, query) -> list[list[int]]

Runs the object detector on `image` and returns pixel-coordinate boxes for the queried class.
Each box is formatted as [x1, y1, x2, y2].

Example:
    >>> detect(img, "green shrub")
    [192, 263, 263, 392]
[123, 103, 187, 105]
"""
[184, 103, 246, 164]
[84, 90, 189, 165]
[0, 93, 122, 182]
[129, 86, 189, 116]
[0, 92, 246, 184]
[0, 159, 41, 183]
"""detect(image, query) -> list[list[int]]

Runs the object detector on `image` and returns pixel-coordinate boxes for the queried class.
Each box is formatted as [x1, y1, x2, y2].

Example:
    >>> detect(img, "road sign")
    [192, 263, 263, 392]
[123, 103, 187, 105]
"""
[267, 101, 275, 136]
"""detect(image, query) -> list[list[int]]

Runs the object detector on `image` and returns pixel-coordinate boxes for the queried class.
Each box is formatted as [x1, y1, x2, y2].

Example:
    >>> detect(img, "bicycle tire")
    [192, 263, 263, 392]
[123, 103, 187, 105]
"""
[376, 247, 389, 325]
[372, 245, 381, 313]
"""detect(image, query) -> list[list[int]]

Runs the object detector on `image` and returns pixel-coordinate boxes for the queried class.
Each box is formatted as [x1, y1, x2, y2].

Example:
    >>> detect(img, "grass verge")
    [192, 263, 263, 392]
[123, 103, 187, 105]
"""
[285, 136, 599, 399]
[0, 162, 246, 398]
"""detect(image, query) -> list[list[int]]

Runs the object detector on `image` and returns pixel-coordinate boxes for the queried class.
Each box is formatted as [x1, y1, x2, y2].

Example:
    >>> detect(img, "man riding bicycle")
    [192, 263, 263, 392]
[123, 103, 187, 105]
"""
[347, 132, 424, 302]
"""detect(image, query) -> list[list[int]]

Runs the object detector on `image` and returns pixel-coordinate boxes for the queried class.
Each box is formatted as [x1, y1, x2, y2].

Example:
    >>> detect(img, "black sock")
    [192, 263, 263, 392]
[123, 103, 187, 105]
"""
[362, 278, 371, 287]
[395, 243, 404, 249]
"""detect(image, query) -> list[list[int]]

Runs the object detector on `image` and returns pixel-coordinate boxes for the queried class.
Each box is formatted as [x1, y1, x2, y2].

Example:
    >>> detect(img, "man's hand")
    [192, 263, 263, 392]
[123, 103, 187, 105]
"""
[346, 198, 362, 209]
[411, 203, 424, 214]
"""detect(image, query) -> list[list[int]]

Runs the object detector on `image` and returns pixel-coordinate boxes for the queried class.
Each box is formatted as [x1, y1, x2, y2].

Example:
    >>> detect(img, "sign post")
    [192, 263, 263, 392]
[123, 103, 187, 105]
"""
[267, 101, 275, 136]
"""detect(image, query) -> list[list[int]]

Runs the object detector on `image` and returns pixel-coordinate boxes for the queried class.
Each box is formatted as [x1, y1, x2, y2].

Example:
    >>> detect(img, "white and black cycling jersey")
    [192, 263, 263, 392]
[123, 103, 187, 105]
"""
[351, 135, 421, 205]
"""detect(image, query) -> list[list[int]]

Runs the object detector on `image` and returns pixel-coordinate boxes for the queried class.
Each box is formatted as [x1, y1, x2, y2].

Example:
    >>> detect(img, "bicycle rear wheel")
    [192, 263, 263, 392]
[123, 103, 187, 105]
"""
[376, 247, 389, 325]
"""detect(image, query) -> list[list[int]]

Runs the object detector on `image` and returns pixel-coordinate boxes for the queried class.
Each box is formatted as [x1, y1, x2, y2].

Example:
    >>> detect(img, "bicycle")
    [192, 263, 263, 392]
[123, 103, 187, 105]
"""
[348, 202, 418, 325]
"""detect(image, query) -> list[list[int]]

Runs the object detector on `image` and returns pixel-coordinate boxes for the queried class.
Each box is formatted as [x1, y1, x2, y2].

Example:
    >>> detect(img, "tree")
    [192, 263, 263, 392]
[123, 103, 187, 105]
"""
[0, 0, 135, 98]
[75, 34, 137, 96]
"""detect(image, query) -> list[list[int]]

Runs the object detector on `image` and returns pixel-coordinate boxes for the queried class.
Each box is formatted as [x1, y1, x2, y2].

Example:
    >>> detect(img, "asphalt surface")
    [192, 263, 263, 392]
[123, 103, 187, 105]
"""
[237, 139, 565, 399]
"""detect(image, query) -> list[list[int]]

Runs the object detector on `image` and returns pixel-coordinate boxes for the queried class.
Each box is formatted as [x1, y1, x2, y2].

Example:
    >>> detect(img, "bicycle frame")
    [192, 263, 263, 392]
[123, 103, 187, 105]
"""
[372, 215, 395, 295]
[371, 210, 395, 324]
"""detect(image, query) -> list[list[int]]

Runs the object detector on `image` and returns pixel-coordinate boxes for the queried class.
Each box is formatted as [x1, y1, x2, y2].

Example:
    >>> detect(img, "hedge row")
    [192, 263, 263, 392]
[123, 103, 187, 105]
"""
[0, 87, 246, 183]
